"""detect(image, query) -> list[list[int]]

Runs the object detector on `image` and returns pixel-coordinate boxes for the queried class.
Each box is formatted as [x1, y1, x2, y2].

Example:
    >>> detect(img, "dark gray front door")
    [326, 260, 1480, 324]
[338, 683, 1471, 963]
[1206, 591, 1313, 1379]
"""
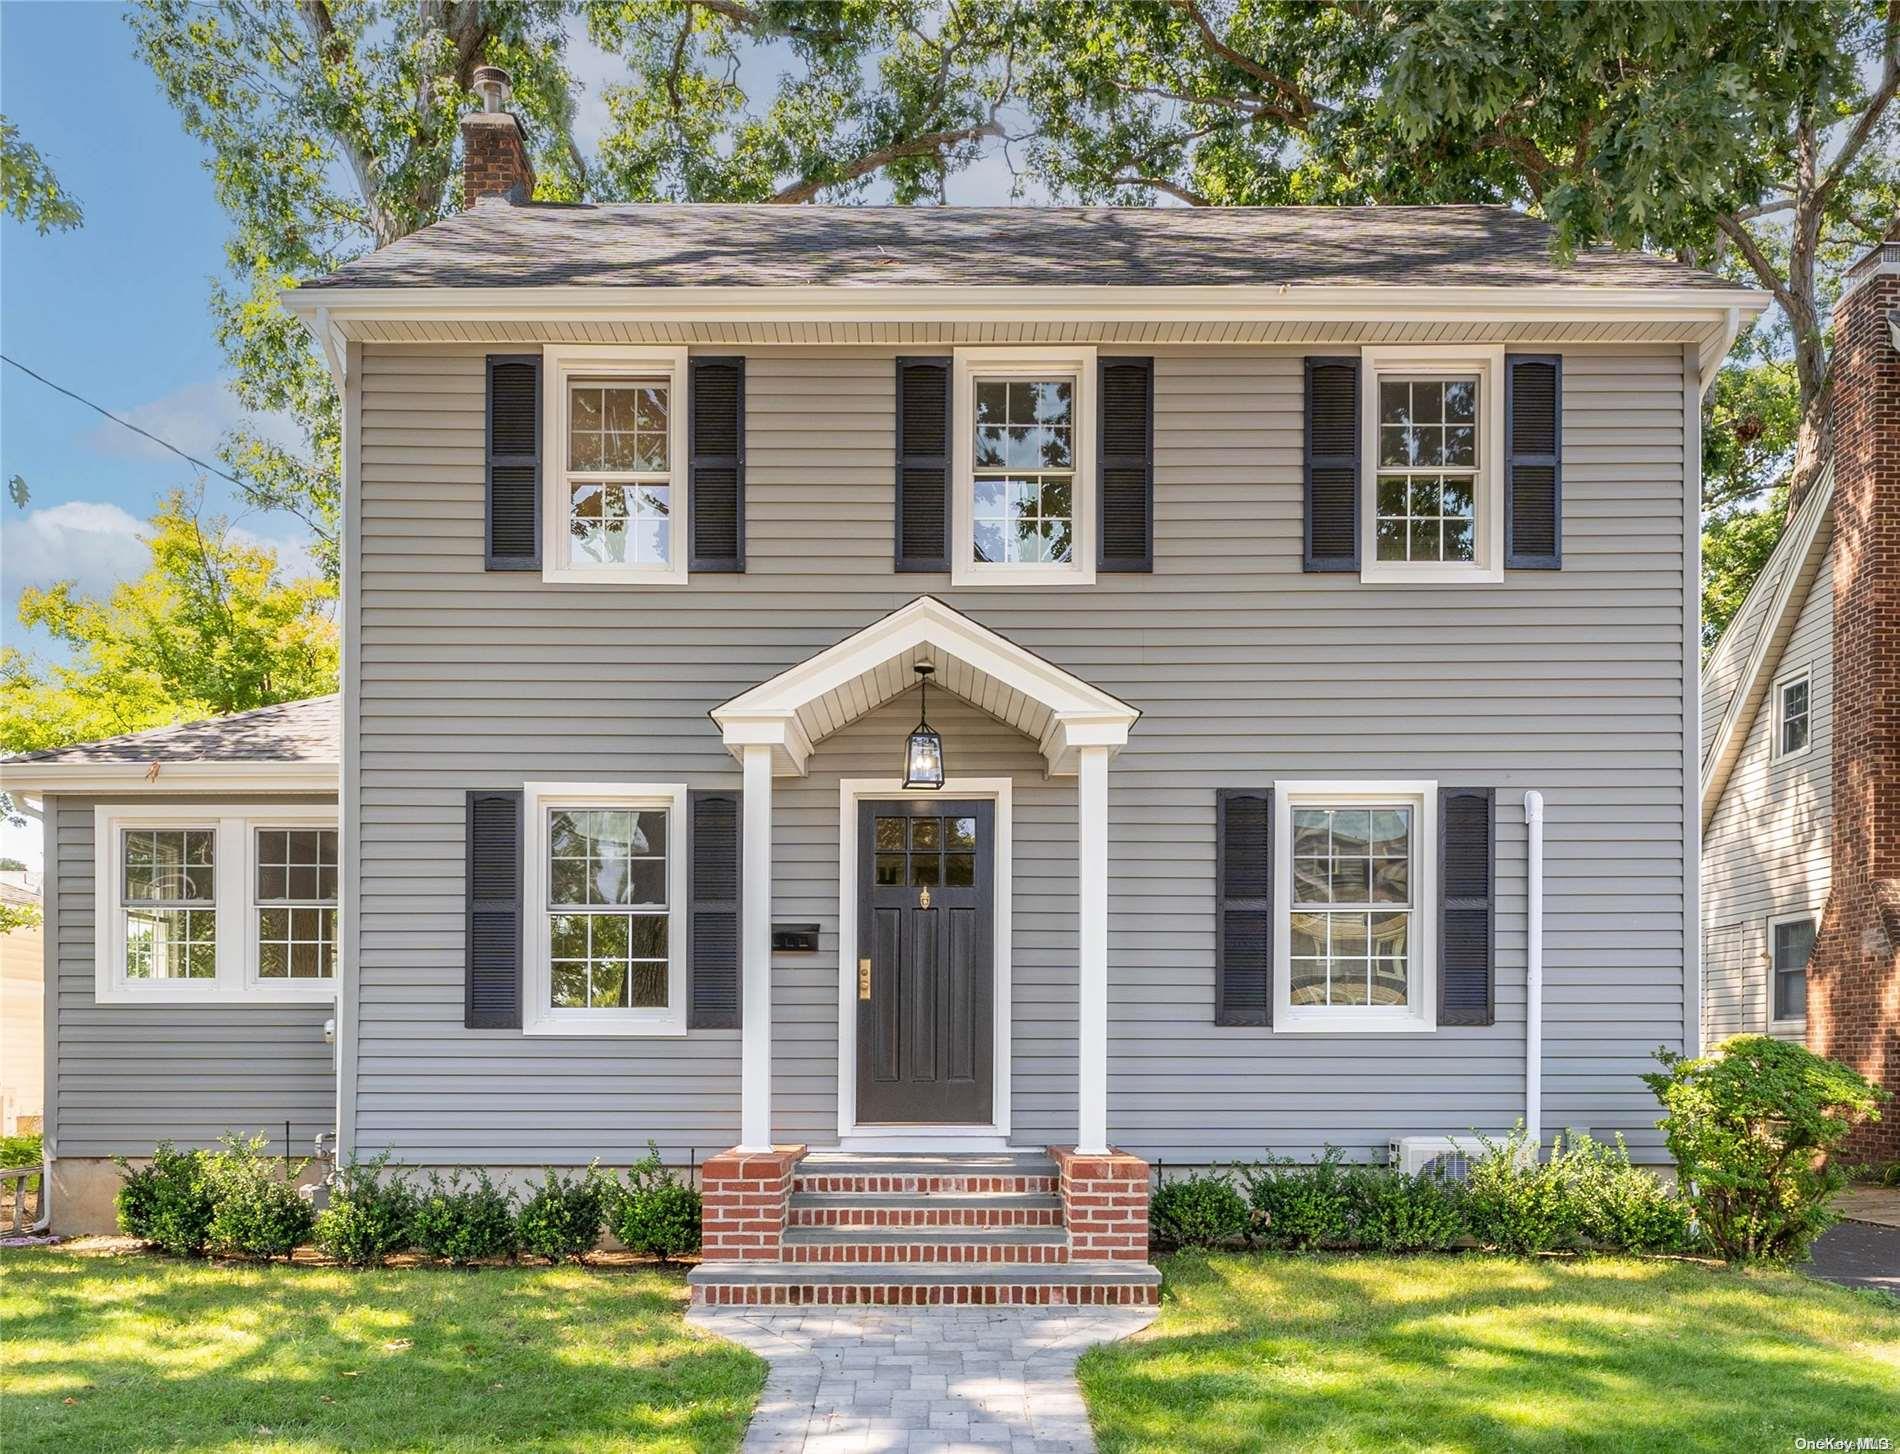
[857, 798, 995, 1125]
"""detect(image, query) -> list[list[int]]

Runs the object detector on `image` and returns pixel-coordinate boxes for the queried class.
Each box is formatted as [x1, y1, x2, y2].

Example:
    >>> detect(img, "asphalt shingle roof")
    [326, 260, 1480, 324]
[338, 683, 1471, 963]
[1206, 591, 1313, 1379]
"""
[7, 694, 339, 765]
[305, 202, 1736, 293]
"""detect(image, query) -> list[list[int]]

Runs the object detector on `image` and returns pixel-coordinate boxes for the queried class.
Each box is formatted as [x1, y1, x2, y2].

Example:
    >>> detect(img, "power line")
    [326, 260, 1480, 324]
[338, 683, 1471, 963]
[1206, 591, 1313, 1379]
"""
[0, 353, 246, 490]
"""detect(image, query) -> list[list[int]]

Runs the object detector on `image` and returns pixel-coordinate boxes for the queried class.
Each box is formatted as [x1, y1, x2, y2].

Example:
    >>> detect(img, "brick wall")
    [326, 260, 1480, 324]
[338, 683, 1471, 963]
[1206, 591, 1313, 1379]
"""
[700, 1145, 806, 1261]
[1807, 253, 1900, 1161]
[1049, 1145, 1151, 1261]
[460, 110, 535, 205]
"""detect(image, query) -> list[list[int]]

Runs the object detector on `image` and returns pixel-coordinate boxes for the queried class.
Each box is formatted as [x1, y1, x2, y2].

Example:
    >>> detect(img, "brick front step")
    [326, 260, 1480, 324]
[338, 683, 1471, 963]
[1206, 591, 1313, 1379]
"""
[781, 1225, 1069, 1264]
[793, 1152, 1058, 1198]
[687, 1259, 1161, 1307]
[789, 1191, 1064, 1229]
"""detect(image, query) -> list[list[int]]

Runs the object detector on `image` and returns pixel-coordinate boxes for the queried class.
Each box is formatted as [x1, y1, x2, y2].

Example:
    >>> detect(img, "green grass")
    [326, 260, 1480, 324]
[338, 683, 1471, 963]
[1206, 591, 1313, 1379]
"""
[1079, 1253, 1900, 1454]
[0, 1249, 764, 1453]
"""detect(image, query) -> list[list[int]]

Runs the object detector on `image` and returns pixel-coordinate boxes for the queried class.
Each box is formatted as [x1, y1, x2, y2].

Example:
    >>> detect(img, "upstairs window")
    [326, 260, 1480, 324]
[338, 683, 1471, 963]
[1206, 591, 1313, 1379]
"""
[1769, 910, 1815, 1023]
[1775, 668, 1812, 760]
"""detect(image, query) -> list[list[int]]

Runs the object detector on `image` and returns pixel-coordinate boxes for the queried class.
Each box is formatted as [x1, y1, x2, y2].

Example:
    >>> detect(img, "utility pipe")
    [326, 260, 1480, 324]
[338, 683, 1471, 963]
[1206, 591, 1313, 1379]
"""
[1524, 790, 1545, 1155]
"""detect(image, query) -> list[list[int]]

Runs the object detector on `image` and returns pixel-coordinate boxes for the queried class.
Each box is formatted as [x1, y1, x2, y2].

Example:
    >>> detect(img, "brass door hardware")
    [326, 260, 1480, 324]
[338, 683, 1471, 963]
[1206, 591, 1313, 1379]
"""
[858, 958, 872, 1000]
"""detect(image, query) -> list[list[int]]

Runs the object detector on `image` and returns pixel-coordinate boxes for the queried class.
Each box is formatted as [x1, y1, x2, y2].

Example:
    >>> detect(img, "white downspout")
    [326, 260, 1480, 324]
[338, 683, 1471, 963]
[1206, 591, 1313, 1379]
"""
[1524, 791, 1545, 1155]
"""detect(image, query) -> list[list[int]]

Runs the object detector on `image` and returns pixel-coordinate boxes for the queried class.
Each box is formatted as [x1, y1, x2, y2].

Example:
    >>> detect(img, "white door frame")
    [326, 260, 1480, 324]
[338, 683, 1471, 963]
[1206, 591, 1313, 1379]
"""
[836, 777, 1013, 1147]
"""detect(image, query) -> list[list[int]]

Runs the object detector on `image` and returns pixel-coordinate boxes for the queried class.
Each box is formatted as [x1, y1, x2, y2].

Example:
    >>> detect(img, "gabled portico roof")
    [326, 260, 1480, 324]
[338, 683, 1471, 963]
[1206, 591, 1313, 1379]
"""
[710, 596, 1140, 777]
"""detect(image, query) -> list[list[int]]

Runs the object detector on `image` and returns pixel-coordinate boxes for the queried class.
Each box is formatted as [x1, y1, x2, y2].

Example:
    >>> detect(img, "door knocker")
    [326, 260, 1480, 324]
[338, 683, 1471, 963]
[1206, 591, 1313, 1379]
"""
[918, 885, 931, 909]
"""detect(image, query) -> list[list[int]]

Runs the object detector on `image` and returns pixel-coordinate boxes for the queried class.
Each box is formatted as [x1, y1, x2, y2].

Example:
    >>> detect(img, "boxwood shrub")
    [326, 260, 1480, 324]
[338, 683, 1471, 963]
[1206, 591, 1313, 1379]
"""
[606, 1144, 701, 1263]
[1149, 1170, 1251, 1250]
[412, 1170, 519, 1266]
[113, 1142, 216, 1257]
[516, 1166, 607, 1264]
[204, 1134, 314, 1260]
[313, 1156, 416, 1268]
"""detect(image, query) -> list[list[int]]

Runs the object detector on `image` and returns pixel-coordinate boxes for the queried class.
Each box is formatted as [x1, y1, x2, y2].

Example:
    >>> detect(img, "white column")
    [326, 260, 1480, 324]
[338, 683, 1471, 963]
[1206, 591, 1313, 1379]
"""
[1076, 745, 1110, 1156]
[739, 744, 774, 1152]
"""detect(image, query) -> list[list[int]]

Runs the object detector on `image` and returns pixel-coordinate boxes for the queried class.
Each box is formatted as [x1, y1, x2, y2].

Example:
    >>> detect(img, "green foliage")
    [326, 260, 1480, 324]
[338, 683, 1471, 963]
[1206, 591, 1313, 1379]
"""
[0, 901, 41, 936]
[1645, 1035, 1888, 1263]
[0, 1131, 41, 1169]
[1149, 1170, 1251, 1250]
[516, 1165, 607, 1264]
[203, 1134, 314, 1260]
[605, 1145, 701, 1264]
[1555, 1133, 1700, 1256]
[0, 488, 337, 755]
[113, 1142, 216, 1257]
[312, 1155, 415, 1268]
[1242, 1148, 1355, 1250]
[412, 1170, 519, 1266]
[1464, 1130, 1583, 1254]
[1344, 1166, 1468, 1253]
[0, 115, 83, 233]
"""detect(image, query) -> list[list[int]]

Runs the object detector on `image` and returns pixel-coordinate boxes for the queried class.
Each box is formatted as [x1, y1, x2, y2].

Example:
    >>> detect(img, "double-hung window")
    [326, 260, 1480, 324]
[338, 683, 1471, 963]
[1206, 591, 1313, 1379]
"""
[1361, 346, 1505, 584]
[522, 782, 688, 1035]
[1768, 910, 1815, 1024]
[543, 346, 689, 584]
[1273, 782, 1437, 1031]
[1774, 667, 1812, 760]
[952, 347, 1096, 586]
[95, 806, 338, 1003]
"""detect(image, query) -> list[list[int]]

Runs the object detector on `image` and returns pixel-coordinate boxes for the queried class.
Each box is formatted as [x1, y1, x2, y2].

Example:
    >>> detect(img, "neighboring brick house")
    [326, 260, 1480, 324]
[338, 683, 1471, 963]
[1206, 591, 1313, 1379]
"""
[1700, 234, 1899, 1160]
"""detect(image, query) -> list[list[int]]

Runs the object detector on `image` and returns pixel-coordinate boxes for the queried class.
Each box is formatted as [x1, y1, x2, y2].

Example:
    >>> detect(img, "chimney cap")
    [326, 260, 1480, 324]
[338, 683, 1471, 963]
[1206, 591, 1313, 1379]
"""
[472, 64, 512, 113]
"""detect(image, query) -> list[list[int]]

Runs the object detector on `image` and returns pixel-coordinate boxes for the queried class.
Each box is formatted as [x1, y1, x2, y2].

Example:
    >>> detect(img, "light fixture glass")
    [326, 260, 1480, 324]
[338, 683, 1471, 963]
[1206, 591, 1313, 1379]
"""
[903, 662, 945, 790]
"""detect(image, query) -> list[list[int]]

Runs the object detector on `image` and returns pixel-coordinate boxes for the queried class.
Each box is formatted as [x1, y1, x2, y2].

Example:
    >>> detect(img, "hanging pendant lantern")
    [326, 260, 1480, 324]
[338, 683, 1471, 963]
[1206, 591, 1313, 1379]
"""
[903, 662, 946, 790]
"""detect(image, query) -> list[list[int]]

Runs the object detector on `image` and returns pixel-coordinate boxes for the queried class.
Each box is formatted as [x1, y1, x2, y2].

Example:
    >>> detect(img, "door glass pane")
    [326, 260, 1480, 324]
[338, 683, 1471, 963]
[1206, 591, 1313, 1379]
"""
[875, 817, 905, 851]
[875, 854, 905, 887]
[909, 817, 940, 850]
[944, 853, 974, 887]
[910, 855, 941, 887]
[947, 817, 977, 850]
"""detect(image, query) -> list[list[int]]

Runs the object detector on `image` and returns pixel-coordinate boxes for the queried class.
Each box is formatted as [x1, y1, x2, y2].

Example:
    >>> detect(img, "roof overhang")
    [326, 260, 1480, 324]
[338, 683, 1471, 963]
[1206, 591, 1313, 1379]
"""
[0, 760, 339, 795]
[709, 596, 1140, 778]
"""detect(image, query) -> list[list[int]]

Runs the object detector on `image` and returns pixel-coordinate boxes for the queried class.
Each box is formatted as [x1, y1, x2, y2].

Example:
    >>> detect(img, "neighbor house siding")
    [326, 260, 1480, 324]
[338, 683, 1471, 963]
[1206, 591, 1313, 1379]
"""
[353, 342, 1692, 1166]
[47, 794, 337, 1158]
[1701, 542, 1834, 1042]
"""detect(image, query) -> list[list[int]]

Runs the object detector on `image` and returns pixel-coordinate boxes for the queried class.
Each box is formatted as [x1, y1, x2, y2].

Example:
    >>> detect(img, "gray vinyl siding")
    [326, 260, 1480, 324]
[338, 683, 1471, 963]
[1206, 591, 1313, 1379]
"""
[1701, 542, 1833, 1043]
[47, 794, 337, 1158]
[354, 342, 1692, 1166]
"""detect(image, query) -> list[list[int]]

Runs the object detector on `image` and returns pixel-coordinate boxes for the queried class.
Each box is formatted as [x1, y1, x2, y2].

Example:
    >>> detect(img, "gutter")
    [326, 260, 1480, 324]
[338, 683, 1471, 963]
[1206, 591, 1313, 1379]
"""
[1524, 790, 1545, 1153]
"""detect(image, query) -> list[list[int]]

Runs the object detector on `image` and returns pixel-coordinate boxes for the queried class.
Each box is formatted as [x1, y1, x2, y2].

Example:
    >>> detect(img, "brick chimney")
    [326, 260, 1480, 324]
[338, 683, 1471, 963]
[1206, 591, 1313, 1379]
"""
[1807, 229, 1900, 1159]
[461, 64, 535, 206]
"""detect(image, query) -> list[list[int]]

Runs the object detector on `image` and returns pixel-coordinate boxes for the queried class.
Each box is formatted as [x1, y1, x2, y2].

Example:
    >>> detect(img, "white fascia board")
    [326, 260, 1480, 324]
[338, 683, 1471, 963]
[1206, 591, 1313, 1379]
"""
[0, 761, 339, 795]
[288, 282, 1767, 331]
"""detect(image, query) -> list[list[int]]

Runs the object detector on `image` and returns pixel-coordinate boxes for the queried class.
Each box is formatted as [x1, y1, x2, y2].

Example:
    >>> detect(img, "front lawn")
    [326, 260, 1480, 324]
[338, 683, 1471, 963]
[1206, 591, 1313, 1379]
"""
[1079, 1253, 1899, 1453]
[0, 1248, 764, 1454]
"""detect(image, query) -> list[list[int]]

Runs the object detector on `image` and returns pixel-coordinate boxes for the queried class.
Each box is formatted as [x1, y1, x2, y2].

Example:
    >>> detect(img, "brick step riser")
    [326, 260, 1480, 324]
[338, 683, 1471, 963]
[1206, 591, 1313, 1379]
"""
[788, 1205, 1063, 1229]
[794, 1174, 1057, 1197]
[692, 1282, 1159, 1308]
[784, 1242, 1070, 1266]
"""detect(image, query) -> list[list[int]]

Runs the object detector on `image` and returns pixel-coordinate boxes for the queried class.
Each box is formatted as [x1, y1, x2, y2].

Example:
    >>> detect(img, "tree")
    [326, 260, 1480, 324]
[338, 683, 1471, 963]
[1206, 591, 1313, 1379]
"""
[0, 115, 83, 233]
[1700, 336, 1803, 649]
[0, 488, 338, 754]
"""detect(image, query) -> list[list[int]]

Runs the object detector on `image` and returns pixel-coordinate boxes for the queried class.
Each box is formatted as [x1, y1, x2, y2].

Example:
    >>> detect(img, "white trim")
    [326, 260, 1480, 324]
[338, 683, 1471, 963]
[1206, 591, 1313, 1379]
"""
[836, 777, 1013, 1142]
[1, 761, 336, 794]
[520, 781, 690, 1037]
[739, 746, 774, 1151]
[950, 346, 1097, 587]
[539, 345, 691, 586]
[711, 596, 1139, 777]
[1766, 907, 1818, 1030]
[1075, 746, 1109, 1155]
[93, 804, 340, 1005]
[1770, 663, 1814, 763]
[1358, 345, 1506, 585]
[1271, 780, 1439, 1034]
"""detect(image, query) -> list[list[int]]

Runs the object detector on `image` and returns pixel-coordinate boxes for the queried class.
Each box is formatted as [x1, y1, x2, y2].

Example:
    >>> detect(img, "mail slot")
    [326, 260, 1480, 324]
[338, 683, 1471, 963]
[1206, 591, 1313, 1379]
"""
[771, 922, 820, 953]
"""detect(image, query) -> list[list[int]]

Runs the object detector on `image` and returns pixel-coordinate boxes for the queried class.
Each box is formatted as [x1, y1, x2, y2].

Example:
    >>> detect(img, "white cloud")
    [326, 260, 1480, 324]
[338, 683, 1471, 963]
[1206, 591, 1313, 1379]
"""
[1, 499, 148, 604]
[87, 378, 301, 467]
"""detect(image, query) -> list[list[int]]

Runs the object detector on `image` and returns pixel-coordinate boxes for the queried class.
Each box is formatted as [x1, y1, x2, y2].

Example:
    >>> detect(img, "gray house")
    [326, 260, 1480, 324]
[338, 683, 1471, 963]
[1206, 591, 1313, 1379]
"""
[3, 87, 1766, 1301]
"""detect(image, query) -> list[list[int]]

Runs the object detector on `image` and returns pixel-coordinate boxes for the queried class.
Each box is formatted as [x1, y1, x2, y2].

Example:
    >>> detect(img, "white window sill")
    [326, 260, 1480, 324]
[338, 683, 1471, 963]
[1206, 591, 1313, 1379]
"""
[949, 562, 1096, 588]
[96, 984, 338, 1007]
[523, 1014, 688, 1038]
[1275, 1011, 1437, 1035]
[1359, 563, 1505, 587]
[541, 565, 690, 587]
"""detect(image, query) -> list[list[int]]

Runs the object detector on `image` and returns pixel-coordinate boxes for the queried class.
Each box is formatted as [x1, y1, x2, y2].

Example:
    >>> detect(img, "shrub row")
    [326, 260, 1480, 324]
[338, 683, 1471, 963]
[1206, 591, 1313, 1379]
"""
[1150, 1131, 1699, 1257]
[116, 1139, 701, 1267]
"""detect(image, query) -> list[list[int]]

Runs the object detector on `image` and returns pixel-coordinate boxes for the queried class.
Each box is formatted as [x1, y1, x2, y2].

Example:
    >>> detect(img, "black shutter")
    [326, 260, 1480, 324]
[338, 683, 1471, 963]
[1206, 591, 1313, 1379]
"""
[1439, 787, 1495, 1027]
[1098, 356, 1154, 572]
[1215, 788, 1273, 1026]
[465, 790, 523, 1029]
[895, 356, 950, 571]
[1505, 355, 1562, 568]
[1303, 356, 1360, 571]
[690, 356, 745, 572]
[485, 355, 540, 570]
[688, 789, 742, 1029]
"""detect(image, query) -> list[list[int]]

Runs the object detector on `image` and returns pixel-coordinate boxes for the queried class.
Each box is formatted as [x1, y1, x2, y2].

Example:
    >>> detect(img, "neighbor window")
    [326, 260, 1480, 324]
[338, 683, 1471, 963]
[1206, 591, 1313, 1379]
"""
[1775, 669, 1811, 759]
[542, 346, 688, 584]
[1770, 911, 1814, 1022]
[523, 783, 688, 1035]
[953, 347, 1096, 585]
[1274, 783, 1438, 1030]
[95, 808, 338, 1004]
[1361, 347, 1504, 583]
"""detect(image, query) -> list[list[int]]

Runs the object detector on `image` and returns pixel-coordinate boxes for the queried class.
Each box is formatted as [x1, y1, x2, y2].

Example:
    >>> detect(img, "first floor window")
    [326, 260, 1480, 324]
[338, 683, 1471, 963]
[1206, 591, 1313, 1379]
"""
[122, 827, 217, 980]
[1776, 671, 1811, 758]
[1771, 913, 1814, 1021]
[255, 827, 339, 979]
[1289, 805, 1413, 1008]
[547, 806, 670, 1010]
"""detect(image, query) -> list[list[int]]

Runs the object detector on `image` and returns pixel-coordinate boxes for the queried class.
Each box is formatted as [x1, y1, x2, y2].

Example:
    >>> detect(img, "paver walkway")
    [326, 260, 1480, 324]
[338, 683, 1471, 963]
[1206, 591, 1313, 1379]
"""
[686, 1305, 1158, 1453]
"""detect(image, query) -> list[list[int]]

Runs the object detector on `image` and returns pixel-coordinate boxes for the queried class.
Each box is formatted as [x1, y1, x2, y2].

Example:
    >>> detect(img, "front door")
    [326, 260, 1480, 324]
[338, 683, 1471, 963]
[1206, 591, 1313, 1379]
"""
[856, 798, 995, 1125]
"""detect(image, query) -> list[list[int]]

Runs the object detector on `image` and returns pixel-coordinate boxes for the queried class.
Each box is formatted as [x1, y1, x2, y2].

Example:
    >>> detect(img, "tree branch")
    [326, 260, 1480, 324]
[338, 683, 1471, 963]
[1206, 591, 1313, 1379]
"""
[1172, 0, 1318, 123]
[1716, 214, 1804, 324]
[1106, 173, 1211, 206]
[688, 0, 845, 46]
[769, 116, 1006, 203]
[1809, 25, 1900, 223]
